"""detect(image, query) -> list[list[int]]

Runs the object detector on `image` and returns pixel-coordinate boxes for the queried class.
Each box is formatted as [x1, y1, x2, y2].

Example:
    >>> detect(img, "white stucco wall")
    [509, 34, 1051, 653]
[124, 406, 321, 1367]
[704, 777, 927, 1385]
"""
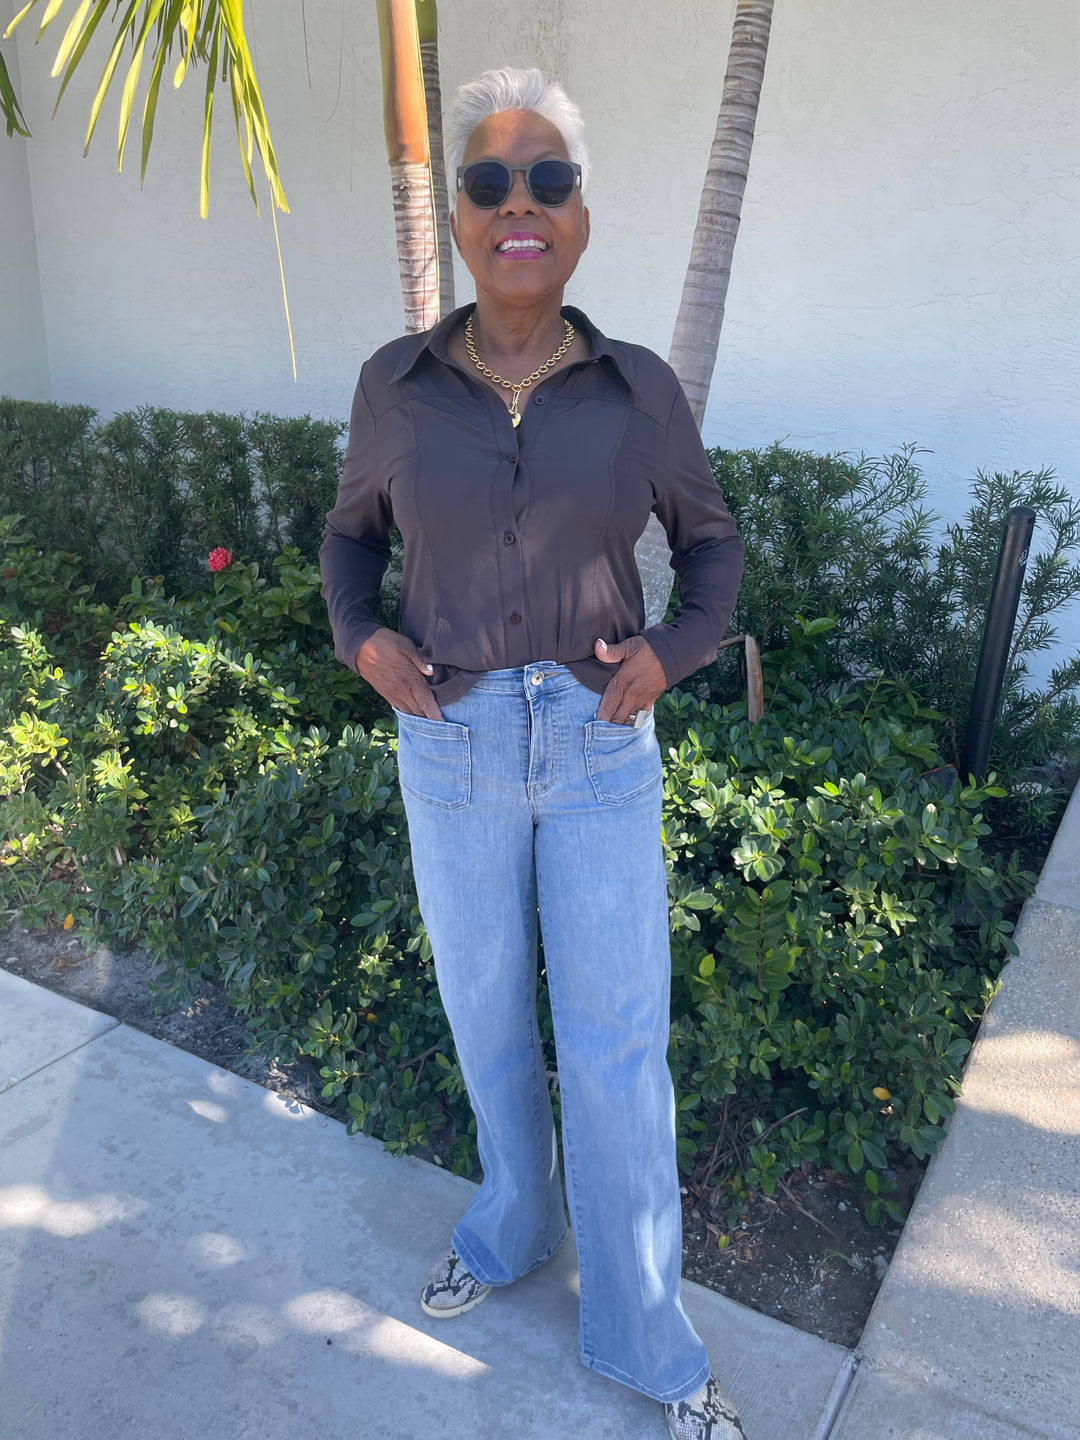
[0, 33, 49, 402]
[6, 0, 1080, 673]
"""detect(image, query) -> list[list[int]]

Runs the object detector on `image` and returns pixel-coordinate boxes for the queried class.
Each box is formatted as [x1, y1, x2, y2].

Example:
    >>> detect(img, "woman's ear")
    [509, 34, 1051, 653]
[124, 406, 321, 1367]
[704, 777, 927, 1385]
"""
[449, 209, 461, 254]
[581, 205, 590, 252]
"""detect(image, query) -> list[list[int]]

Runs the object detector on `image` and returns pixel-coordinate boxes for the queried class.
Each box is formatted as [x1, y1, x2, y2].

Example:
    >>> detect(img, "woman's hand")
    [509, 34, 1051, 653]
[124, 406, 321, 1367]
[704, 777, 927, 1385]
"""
[356, 628, 444, 720]
[594, 635, 667, 724]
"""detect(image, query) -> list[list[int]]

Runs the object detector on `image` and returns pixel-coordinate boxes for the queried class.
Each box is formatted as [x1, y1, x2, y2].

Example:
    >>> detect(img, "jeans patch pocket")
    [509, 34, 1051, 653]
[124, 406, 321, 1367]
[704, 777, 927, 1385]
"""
[393, 709, 471, 810]
[583, 715, 662, 805]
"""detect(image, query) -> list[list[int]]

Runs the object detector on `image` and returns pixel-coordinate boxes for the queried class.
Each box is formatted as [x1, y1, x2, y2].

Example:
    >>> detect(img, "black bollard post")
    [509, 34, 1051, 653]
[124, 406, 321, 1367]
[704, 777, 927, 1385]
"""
[960, 505, 1036, 784]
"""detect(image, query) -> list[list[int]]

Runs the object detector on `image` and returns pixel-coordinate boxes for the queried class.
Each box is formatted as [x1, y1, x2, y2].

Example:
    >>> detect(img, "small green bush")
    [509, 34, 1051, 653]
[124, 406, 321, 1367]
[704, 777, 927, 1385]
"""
[658, 680, 1029, 1218]
[0, 520, 1037, 1216]
[699, 443, 1080, 841]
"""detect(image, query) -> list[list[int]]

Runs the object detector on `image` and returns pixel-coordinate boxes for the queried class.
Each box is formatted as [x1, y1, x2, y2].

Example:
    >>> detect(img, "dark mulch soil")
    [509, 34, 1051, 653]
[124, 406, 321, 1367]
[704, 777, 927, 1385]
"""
[1, 912, 924, 1348]
[677, 1162, 924, 1348]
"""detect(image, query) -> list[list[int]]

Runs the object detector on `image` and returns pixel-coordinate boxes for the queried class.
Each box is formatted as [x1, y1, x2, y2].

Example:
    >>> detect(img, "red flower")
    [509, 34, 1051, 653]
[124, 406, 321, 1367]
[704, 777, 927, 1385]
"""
[208, 547, 233, 572]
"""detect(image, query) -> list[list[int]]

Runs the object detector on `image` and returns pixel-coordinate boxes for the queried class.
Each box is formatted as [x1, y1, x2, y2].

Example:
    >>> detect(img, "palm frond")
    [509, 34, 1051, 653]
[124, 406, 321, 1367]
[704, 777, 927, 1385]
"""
[4, 0, 288, 218]
[52, 0, 95, 76]
[0, 49, 31, 137]
[117, 0, 168, 169]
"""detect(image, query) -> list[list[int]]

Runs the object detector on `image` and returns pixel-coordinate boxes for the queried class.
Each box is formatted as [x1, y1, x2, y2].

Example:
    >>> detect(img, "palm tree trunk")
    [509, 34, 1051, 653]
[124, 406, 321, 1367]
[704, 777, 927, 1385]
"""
[669, 0, 774, 422]
[376, 0, 438, 334]
[637, 0, 774, 626]
[416, 0, 455, 319]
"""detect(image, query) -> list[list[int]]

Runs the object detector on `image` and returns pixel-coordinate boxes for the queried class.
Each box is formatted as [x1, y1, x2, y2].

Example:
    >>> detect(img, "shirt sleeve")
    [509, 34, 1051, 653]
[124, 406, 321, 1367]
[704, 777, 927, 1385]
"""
[640, 379, 745, 688]
[318, 367, 394, 673]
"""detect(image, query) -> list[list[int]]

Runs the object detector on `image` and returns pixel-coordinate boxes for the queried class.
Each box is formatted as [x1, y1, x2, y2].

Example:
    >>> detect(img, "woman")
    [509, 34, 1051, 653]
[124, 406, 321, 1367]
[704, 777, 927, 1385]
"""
[319, 67, 747, 1440]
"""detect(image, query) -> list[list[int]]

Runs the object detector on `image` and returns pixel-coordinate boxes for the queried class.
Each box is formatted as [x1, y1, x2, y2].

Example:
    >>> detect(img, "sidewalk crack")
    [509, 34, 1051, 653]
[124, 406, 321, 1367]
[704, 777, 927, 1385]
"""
[811, 1350, 862, 1440]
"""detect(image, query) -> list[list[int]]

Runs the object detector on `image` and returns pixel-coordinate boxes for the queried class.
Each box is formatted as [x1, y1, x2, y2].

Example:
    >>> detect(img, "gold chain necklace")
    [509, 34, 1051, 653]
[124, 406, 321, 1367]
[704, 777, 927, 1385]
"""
[463, 311, 575, 427]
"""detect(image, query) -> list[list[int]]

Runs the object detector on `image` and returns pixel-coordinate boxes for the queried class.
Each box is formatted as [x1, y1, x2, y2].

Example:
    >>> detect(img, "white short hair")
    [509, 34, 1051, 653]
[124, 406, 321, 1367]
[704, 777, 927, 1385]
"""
[446, 66, 590, 195]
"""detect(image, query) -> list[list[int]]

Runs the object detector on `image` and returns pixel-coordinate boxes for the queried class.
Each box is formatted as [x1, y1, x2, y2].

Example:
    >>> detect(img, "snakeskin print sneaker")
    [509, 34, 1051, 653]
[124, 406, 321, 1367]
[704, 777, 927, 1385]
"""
[419, 1245, 493, 1318]
[664, 1376, 747, 1440]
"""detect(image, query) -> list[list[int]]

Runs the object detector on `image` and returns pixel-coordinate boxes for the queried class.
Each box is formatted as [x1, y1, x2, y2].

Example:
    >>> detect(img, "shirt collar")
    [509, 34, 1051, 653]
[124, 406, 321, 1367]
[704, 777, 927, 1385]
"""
[387, 301, 638, 396]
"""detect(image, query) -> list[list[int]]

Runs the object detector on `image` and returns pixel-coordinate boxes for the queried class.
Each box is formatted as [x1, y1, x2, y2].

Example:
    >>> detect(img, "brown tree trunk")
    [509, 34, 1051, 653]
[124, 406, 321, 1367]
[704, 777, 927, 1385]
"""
[416, 0, 455, 319]
[637, 0, 774, 626]
[376, 0, 438, 334]
[669, 0, 774, 423]
[390, 159, 440, 334]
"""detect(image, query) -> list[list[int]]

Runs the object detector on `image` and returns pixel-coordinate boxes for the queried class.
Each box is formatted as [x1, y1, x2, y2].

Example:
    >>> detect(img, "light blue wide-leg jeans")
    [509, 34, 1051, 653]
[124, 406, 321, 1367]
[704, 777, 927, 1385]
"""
[392, 662, 710, 1404]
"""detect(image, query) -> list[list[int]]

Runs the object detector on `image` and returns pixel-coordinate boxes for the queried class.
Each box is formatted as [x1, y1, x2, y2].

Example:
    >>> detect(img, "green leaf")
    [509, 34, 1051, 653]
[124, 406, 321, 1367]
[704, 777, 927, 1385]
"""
[52, 1, 111, 119]
[52, 0, 94, 74]
[82, 0, 141, 156]
[199, 18, 219, 217]
[139, 6, 172, 185]
[3, 3, 38, 42]
[0, 48, 30, 137]
[36, 0, 68, 37]
[117, 0, 169, 170]
[682, 890, 715, 911]
[227, 44, 257, 208]
[862, 1137, 888, 1170]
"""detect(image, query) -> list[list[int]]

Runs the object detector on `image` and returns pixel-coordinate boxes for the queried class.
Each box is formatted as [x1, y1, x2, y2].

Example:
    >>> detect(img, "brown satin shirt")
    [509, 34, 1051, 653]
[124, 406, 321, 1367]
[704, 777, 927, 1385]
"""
[319, 301, 744, 704]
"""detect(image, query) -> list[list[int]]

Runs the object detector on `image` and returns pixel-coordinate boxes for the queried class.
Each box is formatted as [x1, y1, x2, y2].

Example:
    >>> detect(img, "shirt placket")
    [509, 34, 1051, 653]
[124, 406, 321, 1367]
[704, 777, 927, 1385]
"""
[436, 349, 567, 667]
[495, 367, 582, 663]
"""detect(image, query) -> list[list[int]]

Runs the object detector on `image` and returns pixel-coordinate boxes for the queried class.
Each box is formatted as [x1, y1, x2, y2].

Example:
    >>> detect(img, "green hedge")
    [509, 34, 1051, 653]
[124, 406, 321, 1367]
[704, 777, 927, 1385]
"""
[4, 397, 1077, 819]
[0, 397, 347, 596]
[0, 522, 1035, 1220]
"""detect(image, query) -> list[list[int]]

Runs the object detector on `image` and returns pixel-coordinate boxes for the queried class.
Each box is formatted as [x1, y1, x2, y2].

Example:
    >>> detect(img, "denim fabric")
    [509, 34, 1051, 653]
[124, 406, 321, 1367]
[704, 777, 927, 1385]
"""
[393, 662, 711, 1404]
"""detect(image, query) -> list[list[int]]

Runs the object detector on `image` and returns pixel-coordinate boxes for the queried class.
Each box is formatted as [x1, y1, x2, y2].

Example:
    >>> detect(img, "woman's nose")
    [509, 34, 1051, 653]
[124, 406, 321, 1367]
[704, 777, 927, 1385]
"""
[499, 169, 537, 215]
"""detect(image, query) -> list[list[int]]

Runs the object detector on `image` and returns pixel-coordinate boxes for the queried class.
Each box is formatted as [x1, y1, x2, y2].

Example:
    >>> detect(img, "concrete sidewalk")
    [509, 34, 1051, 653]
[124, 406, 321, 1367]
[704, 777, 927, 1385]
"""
[1, 783, 1077, 1440]
[0, 969, 850, 1440]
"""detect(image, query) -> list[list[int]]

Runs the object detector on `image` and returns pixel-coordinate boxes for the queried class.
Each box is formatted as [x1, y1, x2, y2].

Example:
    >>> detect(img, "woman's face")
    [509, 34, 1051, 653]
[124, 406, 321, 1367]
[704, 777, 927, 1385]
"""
[449, 108, 590, 309]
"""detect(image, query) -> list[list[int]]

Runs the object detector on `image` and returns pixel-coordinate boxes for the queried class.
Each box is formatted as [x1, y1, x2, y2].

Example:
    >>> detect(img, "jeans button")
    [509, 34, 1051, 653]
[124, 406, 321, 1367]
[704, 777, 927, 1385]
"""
[530, 673, 543, 686]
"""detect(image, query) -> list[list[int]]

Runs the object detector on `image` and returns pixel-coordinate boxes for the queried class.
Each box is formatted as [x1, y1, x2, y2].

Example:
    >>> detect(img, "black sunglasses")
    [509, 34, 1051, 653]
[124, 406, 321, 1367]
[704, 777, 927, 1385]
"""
[456, 158, 582, 209]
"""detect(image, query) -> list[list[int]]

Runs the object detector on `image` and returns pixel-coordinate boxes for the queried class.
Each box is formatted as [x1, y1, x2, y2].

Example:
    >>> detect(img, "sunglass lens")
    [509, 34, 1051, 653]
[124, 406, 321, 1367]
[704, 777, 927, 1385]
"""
[528, 159, 576, 205]
[463, 161, 510, 207]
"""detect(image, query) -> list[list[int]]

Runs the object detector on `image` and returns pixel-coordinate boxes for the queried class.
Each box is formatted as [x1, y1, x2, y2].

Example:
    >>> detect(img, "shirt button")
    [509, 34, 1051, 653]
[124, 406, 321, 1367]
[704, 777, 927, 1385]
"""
[504, 531, 516, 545]
[507, 451, 518, 462]
[534, 395, 544, 405]
[510, 612, 522, 625]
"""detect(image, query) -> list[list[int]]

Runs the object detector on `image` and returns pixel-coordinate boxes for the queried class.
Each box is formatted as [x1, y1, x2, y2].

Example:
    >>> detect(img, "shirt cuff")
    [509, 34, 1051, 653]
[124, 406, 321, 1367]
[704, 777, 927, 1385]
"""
[641, 621, 714, 691]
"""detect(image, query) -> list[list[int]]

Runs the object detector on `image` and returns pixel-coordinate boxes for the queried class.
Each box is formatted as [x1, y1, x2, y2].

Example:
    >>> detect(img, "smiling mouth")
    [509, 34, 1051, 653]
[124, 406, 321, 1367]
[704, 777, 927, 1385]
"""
[495, 238, 550, 255]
